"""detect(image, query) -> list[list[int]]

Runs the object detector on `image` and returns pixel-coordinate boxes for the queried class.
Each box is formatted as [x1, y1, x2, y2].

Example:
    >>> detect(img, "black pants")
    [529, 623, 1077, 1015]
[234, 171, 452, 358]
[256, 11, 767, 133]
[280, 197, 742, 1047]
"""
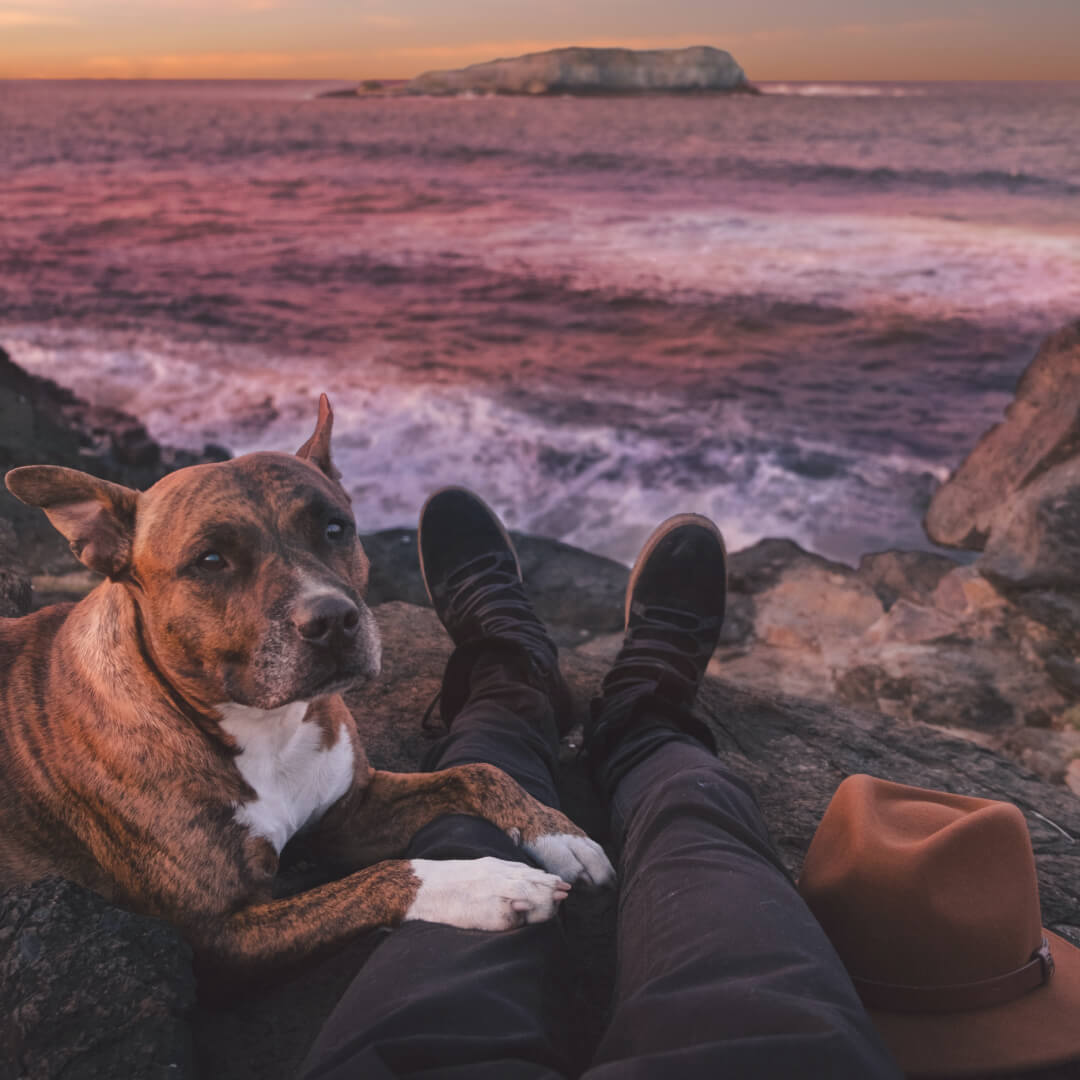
[301, 654, 902, 1080]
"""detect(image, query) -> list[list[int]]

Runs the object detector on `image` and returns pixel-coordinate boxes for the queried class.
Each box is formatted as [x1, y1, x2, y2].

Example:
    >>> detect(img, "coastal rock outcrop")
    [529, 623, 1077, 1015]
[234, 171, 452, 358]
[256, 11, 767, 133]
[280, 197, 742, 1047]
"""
[925, 319, 1080, 551]
[405, 46, 752, 97]
[0, 343, 229, 585]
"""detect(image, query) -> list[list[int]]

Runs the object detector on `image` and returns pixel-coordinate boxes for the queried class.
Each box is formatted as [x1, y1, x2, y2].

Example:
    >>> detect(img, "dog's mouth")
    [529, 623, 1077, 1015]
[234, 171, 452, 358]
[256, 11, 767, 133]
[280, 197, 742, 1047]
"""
[298, 651, 381, 700]
[224, 655, 379, 712]
[307, 667, 371, 698]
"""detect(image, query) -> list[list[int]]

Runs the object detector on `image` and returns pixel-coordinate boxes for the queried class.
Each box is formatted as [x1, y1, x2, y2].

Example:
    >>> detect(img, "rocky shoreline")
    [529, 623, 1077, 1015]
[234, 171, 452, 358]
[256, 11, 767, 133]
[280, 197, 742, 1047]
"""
[2, 324, 1080, 1078]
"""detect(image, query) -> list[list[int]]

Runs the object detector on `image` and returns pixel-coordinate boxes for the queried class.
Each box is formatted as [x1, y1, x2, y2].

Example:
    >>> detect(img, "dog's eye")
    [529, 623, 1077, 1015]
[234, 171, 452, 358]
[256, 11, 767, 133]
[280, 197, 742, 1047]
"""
[196, 551, 226, 571]
[325, 521, 349, 542]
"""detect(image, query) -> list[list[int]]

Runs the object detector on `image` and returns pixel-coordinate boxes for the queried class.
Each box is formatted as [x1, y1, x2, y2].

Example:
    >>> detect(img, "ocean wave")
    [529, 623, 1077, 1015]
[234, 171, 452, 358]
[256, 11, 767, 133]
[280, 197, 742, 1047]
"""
[5, 334, 951, 565]
[760, 83, 927, 98]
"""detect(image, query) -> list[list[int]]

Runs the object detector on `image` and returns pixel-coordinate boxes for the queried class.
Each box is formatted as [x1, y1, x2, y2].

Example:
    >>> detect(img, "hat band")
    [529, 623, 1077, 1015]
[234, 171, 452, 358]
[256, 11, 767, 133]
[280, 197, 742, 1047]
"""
[854, 937, 1055, 1014]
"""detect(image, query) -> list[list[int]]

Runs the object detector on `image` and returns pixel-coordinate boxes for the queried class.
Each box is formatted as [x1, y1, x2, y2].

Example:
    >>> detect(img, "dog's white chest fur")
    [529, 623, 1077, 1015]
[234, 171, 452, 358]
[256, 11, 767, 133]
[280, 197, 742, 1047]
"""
[218, 701, 354, 854]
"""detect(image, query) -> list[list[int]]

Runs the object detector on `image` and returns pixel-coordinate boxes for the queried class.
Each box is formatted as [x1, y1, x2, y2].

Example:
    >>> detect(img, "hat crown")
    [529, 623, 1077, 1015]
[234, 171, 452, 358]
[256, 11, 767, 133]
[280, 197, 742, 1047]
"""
[800, 775, 1043, 989]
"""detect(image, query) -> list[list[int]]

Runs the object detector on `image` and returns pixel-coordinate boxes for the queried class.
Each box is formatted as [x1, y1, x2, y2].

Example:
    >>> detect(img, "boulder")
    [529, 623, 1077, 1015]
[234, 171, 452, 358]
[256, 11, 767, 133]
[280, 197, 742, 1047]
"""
[978, 459, 1080, 591]
[925, 319, 1080, 550]
[0, 877, 196, 1080]
[405, 45, 752, 97]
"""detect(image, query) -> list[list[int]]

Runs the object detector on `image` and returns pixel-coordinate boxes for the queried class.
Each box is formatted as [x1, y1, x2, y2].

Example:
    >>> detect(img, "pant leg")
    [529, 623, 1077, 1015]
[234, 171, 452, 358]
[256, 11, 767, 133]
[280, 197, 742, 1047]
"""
[299, 651, 572, 1080]
[420, 647, 564, 807]
[584, 733, 903, 1080]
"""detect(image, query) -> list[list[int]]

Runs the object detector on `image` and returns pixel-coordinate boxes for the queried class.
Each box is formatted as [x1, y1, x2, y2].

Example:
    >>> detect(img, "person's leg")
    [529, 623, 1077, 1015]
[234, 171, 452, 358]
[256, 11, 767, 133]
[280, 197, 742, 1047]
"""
[300, 490, 588, 1080]
[580, 516, 902, 1079]
[586, 733, 901, 1079]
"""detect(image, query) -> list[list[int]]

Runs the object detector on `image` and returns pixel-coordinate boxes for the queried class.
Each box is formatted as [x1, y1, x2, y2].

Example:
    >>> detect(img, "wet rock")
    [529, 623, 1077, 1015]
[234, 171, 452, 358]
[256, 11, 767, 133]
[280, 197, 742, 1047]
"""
[0, 877, 196, 1080]
[925, 319, 1080, 550]
[406, 45, 752, 97]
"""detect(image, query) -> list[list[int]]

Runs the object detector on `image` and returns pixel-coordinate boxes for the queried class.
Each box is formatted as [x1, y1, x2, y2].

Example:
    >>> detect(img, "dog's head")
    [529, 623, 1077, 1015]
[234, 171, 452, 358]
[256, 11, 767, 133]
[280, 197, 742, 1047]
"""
[5, 395, 381, 712]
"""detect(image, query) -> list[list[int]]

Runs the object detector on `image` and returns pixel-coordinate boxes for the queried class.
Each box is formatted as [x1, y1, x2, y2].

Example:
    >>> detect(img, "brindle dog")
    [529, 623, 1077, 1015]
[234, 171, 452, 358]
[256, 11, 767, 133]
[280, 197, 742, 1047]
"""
[0, 396, 613, 984]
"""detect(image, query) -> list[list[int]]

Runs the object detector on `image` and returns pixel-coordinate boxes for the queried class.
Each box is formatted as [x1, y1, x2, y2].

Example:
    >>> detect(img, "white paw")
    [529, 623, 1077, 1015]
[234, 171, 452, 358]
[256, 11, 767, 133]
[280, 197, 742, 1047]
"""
[405, 857, 571, 930]
[524, 834, 616, 887]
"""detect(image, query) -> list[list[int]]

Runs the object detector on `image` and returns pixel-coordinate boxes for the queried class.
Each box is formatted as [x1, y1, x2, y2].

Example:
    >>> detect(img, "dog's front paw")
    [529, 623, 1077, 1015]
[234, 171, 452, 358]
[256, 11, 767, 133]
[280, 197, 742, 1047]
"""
[524, 834, 616, 887]
[405, 857, 571, 930]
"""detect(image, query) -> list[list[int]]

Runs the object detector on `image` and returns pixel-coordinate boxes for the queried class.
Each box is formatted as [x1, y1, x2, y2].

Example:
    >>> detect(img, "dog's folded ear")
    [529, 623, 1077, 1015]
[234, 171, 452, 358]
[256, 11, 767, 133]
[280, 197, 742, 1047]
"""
[5, 466, 138, 579]
[296, 393, 342, 482]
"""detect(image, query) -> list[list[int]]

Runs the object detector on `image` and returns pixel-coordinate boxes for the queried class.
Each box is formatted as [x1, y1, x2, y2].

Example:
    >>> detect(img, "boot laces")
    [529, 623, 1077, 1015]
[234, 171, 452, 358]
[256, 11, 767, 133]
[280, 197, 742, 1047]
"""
[438, 551, 554, 660]
[601, 603, 722, 703]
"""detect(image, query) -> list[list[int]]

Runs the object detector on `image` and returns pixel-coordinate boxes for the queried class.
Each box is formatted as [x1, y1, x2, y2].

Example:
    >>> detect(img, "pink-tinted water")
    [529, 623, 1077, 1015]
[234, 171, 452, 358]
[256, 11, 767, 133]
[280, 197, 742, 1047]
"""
[2, 79, 1078, 561]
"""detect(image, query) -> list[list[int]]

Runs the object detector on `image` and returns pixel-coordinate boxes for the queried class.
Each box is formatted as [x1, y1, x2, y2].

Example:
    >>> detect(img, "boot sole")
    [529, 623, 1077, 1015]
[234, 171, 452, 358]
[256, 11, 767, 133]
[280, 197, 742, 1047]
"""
[624, 513, 728, 630]
[418, 486, 524, 612]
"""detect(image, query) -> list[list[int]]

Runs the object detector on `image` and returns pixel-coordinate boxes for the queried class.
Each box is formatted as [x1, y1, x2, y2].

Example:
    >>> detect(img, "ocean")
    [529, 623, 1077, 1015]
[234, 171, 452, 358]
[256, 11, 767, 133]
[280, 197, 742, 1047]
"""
[2, 78, 1078, 564]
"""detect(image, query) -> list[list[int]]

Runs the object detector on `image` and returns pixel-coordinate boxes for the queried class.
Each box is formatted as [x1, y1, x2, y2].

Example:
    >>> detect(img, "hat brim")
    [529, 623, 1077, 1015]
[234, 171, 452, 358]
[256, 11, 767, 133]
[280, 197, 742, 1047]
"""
[869, 930, 1080, 1077]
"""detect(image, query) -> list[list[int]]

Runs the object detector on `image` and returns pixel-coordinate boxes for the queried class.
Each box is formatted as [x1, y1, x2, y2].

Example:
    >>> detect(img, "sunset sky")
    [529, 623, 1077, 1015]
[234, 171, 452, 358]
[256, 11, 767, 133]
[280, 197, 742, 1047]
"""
[1, 0, 1078, 81]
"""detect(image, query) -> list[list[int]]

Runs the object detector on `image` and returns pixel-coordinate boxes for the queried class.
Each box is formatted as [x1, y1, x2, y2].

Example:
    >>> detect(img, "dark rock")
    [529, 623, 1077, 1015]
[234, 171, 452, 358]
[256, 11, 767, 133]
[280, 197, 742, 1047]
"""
[0, 877, 196, 1080]
[405, 45, 751, 97]
[360, 528, 629, 641]
[857, 548, 958, 610]
[0, 519, 32, 618]
[925, 319, 1080, 550]
[0, 343, 231, 577]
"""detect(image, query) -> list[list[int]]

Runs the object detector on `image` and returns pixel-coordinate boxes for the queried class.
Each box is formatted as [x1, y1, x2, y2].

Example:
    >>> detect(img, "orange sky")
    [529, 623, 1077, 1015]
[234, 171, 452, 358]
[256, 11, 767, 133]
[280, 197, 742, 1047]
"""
[2, 1, 1079, 81]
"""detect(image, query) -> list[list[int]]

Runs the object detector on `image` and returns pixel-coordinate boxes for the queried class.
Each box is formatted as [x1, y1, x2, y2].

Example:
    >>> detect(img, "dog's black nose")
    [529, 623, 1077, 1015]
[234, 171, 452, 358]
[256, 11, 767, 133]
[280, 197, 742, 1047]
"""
[293, 594, 361, 646]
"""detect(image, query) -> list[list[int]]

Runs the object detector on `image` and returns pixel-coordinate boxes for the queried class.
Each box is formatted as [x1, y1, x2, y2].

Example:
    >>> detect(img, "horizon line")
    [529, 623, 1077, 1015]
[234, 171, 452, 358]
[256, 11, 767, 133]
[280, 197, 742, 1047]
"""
[4, 75, 1079, 83]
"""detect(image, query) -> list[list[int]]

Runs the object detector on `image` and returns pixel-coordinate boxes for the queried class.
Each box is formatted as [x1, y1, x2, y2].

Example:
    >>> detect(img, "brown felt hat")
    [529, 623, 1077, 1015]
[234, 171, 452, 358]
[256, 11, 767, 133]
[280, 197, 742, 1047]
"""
[798, 774, 1080, 1078]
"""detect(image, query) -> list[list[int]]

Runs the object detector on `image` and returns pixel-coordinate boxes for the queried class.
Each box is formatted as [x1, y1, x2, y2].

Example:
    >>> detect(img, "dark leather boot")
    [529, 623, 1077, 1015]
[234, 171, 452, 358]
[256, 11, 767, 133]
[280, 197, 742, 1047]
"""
[419, 487, 573, 730]
[585, 514, 727, 765]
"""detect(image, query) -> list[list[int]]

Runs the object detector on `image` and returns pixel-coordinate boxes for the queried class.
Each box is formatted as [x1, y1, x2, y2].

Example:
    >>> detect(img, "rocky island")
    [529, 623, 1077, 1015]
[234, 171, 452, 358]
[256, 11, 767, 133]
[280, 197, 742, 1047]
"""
[324, 45, 755, 98]
[2, 324, 1080, 1078]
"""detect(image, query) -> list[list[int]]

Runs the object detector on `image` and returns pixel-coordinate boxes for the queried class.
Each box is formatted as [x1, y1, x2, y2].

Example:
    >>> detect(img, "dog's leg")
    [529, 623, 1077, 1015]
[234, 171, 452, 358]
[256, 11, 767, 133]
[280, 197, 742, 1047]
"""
[314, 764, 615, 886]
[192, 853, 568, 989]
